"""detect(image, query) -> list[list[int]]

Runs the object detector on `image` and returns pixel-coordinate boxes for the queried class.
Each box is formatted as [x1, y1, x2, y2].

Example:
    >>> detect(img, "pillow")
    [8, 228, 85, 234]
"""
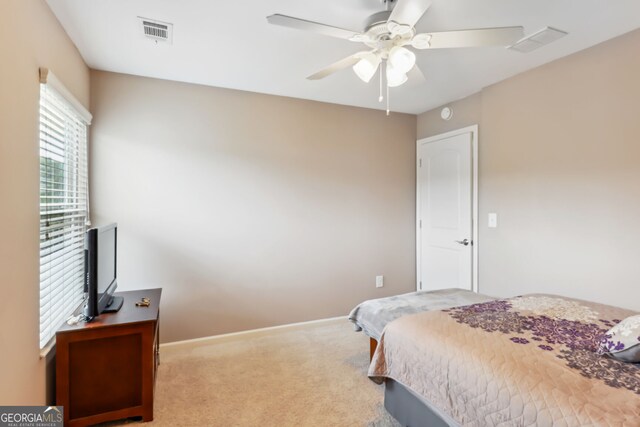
[599, 314, 640, 363]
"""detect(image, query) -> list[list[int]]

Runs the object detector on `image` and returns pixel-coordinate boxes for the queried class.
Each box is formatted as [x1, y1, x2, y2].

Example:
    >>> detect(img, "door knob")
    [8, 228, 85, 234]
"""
[455, 239, 471, 246]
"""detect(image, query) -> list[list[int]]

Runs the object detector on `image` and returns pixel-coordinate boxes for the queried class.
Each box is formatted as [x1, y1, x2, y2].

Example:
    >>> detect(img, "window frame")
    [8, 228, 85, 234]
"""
[38, 68, 92, 350]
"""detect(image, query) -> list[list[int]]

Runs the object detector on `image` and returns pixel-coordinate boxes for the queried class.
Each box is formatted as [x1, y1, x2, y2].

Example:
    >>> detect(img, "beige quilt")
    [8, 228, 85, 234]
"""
[369, 294, 640, 426]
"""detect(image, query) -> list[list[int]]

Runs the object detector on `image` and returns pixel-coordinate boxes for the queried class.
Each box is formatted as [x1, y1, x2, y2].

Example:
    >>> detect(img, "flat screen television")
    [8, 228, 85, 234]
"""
[84, 223, 122, 320]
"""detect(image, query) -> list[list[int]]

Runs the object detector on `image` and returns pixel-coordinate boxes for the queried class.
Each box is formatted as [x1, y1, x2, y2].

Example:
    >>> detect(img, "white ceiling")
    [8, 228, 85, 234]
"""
[47, 0, 640, 114]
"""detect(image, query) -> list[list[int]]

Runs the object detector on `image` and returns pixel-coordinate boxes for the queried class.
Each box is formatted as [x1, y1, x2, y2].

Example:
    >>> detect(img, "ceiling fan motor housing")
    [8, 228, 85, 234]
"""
[362, 10, 415, 52]
[364, 11, 393, 31]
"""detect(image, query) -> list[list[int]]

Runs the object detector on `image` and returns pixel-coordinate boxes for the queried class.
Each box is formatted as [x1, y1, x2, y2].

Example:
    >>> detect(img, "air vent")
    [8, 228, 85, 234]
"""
[138, 17, 173, 44]
[508, 27, 567, 53]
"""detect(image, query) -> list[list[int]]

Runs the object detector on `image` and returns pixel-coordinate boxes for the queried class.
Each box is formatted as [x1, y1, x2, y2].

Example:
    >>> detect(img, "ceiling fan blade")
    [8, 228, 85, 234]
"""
[388, 0, 432, 28]
[416, 27, 524, 49]
[307, 54, 364, 80]
[267, 14, 360, 40]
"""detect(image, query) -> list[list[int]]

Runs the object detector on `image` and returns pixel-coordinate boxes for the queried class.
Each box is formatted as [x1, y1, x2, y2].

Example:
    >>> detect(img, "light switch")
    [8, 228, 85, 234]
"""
[376, 275, 384, 288]
[488, 213, 498, 228]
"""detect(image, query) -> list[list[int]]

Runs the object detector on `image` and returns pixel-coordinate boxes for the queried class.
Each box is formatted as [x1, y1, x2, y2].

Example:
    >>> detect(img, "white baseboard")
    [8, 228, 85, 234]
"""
[160, 316, 346, 349]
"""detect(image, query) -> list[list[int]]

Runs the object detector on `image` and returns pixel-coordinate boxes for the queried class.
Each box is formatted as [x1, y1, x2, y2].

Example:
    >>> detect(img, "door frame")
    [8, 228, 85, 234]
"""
[416, 125, 479, 292]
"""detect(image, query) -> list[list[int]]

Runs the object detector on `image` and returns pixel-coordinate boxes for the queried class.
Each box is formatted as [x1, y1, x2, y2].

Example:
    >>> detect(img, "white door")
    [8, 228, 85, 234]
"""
[418, 131, 473, 291]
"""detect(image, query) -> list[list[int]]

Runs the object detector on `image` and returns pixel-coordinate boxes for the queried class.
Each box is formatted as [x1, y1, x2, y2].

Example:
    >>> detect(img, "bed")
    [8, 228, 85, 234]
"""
[348, 288, 495, 359]
[369, 294, 640, 426]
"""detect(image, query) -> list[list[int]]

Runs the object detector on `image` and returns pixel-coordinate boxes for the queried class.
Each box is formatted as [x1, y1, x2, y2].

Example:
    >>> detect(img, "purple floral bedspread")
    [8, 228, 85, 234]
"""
[369, 294, 640, 426]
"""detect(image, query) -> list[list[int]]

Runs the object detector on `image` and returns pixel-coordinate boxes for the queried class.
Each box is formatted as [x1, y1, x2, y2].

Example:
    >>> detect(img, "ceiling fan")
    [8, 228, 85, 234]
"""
[267, 0, 524, 112]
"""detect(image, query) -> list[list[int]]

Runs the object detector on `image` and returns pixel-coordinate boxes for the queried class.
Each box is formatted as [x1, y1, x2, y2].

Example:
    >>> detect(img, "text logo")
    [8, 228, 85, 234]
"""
[0, 406, 63, 427]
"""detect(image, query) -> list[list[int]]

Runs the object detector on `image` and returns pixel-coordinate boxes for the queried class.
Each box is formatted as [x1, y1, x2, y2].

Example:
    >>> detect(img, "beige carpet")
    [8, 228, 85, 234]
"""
[109, 319, 401, 427]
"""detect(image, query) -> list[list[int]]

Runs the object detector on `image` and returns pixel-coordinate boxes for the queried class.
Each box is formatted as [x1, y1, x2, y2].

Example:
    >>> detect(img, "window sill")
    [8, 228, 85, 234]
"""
[40, 337, 56, 359]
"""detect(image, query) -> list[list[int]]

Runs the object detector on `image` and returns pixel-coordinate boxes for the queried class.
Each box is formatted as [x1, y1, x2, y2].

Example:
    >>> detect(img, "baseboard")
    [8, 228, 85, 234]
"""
[160, 316, 346, 349]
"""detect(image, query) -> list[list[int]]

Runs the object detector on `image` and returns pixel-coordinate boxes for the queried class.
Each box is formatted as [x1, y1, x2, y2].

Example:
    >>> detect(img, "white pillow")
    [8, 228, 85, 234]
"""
[599, 314, 640, 363]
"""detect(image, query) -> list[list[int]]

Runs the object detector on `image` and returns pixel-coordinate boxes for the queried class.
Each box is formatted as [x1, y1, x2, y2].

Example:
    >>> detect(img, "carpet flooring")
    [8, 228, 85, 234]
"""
[108, 319, 401, 427]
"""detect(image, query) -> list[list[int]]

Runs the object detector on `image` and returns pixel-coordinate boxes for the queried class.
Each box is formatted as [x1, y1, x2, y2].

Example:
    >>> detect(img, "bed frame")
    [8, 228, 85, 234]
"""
[384, 379, 459, 427]
[370, 337, 377, 360]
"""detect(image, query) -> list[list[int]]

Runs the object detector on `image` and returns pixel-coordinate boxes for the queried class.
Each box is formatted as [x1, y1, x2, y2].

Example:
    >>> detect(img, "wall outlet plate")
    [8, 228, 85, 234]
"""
[488, 213, 498, 228]
[376, 275, 384, 288]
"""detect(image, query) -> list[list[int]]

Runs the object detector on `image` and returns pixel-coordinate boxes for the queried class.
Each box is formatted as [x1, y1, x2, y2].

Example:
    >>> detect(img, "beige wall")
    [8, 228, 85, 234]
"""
[417, 92, 483, 139]
[418, 29, 640, 311]
[90, 71, 417, 343]
[0, 1, 90, 405]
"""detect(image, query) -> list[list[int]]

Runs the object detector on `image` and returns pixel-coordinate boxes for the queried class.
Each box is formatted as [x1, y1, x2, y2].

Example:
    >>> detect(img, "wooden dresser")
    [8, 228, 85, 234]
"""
[56, 288, 162, 427]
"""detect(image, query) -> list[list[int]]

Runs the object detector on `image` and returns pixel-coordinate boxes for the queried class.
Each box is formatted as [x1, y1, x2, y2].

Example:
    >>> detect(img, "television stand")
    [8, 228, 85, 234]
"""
[56, 289, 161, 427]
[103, 295, 124, 313]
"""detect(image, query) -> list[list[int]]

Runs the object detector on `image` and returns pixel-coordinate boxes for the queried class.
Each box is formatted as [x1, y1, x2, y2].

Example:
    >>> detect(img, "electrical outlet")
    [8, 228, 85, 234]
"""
[376, 275, 384, 288]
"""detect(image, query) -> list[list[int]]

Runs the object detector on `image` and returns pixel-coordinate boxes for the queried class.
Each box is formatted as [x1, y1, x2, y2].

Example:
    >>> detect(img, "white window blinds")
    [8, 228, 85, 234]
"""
[39, 69, 92, 349]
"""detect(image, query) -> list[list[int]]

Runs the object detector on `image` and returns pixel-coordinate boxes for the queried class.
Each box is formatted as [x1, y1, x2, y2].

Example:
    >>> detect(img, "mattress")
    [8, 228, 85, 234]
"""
[348, 288, 494, 341]
[369, 294, 640, 426]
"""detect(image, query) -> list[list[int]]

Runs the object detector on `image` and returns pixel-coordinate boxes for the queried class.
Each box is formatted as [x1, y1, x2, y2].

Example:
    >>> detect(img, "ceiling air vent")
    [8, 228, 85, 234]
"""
[508, 27, 567, 53]
[138, 17, 173, 44]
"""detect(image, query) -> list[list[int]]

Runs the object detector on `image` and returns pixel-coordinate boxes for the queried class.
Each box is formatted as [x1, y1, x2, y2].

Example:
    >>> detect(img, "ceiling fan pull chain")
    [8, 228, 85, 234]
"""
[378, 63, 384, 103]
[386, 84, 390, 116]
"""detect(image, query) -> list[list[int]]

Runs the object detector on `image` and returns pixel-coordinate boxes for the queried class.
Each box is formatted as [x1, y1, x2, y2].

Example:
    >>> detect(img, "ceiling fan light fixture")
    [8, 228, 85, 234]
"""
[388, 46, 416, 74]
[411, 33, 432, 49]
[386, 62, 408, 88]
[353, 52, 381, 83]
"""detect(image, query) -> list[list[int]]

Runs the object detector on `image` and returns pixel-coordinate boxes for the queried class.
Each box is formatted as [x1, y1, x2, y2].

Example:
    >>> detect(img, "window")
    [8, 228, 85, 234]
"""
[39, 69, 92, 348]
